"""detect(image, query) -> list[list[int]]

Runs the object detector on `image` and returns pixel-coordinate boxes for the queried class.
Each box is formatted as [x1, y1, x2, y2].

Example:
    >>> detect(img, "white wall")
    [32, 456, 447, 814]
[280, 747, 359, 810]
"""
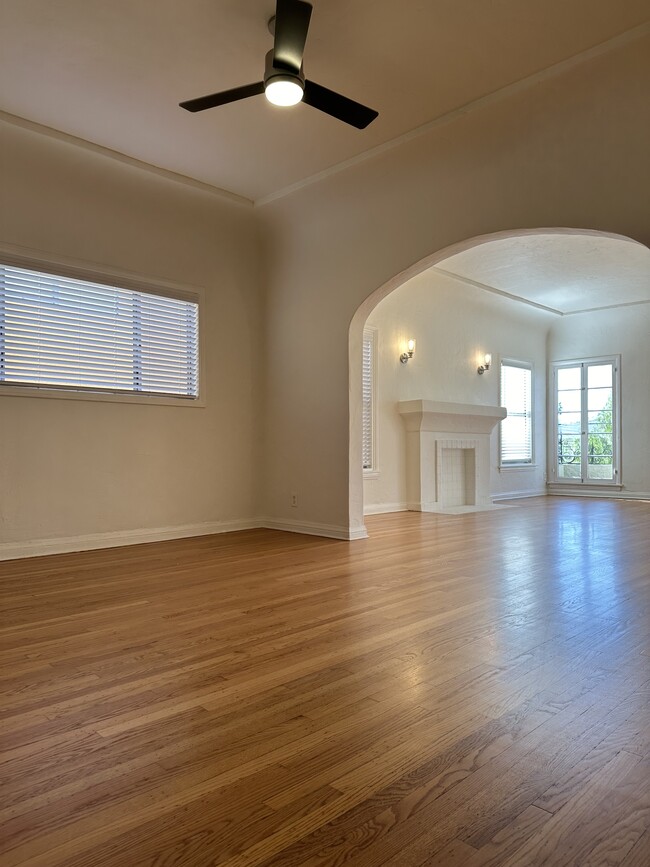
[548, 306, 650, 497]
[363, 270, 551, 513]
[0, 121, 263, 555]
[260, 33, 650, 536]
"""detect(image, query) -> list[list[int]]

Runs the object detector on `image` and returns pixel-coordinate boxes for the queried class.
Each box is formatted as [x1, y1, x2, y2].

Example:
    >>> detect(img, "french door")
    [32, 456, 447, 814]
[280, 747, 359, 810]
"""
[551, 357, 620, 485]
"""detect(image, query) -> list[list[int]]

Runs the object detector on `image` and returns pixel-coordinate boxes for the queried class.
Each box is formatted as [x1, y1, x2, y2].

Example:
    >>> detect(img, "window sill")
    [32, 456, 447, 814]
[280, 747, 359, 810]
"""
[0, 384, 205, 408]
[547, 481, 623, 490]
[499, 464, 537, 472]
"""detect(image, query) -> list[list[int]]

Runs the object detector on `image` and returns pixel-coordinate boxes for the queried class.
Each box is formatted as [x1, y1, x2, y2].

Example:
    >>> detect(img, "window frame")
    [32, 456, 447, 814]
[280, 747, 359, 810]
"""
[499, 357, 535, 469]
[0, 247, 205, 408]
[362, 326, 378, 477]
[548, 355, 621, 487]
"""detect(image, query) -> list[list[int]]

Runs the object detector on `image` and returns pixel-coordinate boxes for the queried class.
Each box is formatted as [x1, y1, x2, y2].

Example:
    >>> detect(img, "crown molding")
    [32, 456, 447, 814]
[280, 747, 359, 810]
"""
[255, 22, 650, 207]
[562, 299, 650, 316]
[431, 266, 562, 315]
[431, 266, 650, 317]
[0, 110, 253, 208]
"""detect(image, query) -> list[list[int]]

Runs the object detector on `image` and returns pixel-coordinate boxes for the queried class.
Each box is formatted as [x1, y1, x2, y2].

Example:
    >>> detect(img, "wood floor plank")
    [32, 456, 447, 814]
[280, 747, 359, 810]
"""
[620, 832, 650, 866]
[387, 837, 477, 866]
[1, 497, 648, 866]
[495, 750, 645, 867]
[463, 804, 552, 867]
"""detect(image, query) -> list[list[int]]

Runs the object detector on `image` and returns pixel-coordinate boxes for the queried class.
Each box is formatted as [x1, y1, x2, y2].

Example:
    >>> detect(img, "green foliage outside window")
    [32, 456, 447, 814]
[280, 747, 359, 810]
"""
[558, 396, 612, 465]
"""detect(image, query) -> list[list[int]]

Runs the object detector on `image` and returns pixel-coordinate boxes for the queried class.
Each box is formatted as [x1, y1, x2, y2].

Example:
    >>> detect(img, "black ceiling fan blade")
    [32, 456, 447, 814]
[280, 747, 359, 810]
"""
[303, 80, 378, 129]
[273, 0, 312, 74]
[180, 81, 265, 113]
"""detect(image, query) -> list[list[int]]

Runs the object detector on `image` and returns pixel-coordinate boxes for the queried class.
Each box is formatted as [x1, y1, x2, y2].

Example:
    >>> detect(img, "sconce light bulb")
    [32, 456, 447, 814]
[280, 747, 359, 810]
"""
[478, 352, 492, 375]
[407, 339, 415, 353]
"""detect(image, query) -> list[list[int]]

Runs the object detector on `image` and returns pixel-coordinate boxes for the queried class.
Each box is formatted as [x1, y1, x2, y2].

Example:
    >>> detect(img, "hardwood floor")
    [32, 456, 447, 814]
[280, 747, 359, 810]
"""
[1, 496, 648, 866]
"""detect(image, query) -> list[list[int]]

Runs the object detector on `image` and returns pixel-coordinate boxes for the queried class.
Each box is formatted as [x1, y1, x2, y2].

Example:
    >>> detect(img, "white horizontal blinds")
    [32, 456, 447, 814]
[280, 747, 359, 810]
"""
[500, 361, 532, 463]
[135, 291, 198, 395]
[0, 264, 198, 397]
[362, 330, 374, 470]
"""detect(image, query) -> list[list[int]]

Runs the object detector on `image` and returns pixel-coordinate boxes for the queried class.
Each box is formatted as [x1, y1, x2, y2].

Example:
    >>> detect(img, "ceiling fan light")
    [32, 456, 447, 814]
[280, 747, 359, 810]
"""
[265, 76, 304, 106]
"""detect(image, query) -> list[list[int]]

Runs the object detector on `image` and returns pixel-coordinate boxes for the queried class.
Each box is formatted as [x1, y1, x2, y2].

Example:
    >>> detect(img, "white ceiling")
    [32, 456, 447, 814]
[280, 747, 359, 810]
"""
[437, 234, 650, 314]
[1, 1, 648, 201]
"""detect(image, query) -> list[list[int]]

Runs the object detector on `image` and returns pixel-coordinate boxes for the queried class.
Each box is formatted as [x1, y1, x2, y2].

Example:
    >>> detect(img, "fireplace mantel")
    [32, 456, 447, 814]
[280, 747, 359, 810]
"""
[398, 400, 506, 434]
[398, 400, 506, 513]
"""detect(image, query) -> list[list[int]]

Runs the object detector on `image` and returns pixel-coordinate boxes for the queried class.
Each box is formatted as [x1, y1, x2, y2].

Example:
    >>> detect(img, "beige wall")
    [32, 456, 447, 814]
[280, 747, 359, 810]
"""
[548, 306, 650, 497]
[363, 271, 551, 513]
[259, 34, 650, 536]
[0, 122, 263, 554]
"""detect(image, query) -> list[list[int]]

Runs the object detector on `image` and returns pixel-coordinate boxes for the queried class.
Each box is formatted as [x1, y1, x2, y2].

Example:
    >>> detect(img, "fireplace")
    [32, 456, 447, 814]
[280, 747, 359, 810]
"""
[398, 400, 506, 513]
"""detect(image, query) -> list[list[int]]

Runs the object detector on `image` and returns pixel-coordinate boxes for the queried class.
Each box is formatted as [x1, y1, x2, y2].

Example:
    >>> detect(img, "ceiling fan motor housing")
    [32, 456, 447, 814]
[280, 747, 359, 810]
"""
[263, 49, 305, 91]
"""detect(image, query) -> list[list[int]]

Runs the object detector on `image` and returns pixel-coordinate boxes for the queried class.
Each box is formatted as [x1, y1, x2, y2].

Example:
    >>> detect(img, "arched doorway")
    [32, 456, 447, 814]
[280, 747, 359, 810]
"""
[349, 228, 648, 536]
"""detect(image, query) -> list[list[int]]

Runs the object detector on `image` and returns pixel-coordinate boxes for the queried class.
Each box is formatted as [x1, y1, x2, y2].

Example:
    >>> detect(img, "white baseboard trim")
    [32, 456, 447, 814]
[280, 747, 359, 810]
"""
[364, 502, 408, 516]
[492, 488, 548, 502]
[0, 519, 262, 562]
[1, 510, 422, 561]
[348, 526, 370, 540]
[261, 518, 367, 541]
[547, 488, 650, 501]
[365, 494, 549, 512]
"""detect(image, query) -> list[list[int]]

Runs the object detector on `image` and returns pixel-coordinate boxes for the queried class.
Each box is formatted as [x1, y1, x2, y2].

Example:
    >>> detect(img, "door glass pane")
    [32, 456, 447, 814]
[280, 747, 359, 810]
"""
[557, 366, 581, 390]
[588, 387, 612, 412]
[588, 364, 612, 389]
[557, 434, 581, 478]
[556, 365, 583, 480]
[558, 411, 581, 435]
[588, 433, 612, 460]
[588, 410, 612, 433]
[588, 431, 613, 480]
[587, 463, 613, 480]
[558, 390, 581, 413]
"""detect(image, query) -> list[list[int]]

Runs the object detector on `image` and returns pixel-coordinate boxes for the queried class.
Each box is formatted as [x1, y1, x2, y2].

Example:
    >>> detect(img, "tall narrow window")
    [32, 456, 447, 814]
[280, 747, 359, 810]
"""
[362, 328, 376, 471]
[0, 263, 199, 399]
[500, 360, 533, 465]
[552, 357, 620, 485]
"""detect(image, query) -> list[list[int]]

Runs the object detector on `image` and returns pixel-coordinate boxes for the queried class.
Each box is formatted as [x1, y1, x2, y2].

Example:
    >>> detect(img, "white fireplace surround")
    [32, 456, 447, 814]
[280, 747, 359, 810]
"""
[398, 400, 507, 513]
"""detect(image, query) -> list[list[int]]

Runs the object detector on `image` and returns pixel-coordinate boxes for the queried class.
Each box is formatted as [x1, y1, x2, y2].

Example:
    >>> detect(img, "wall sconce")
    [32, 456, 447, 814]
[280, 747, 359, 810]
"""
[477, 353, 492, 375]
[400, 339, 416, 364]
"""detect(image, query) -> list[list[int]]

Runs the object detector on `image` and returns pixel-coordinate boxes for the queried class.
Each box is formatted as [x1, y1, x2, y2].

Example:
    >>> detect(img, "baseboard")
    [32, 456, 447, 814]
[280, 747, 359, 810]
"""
[0, 514, 371, 561]
[261, 518, 367, 541]
[365, 494, 548, 512]
[0, 519, 262, 561]
[364, 502, 408, 516]
[492, 487, 548, 502]
[547, 488, 650, 501]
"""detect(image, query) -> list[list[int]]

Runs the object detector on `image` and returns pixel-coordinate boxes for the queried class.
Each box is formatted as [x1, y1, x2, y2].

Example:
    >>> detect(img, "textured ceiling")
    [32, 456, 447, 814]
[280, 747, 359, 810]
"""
[438, 234, 650, 314]
[1, 1, 648, 200]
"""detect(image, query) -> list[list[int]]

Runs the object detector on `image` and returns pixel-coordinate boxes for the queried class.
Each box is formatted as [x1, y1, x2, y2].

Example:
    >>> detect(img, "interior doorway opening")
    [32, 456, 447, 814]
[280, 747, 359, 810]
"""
[348, 228, 648, 537]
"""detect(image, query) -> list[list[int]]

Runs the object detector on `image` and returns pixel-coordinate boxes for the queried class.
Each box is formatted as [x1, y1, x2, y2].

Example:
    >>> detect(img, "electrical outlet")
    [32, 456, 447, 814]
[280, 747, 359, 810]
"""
[291, 492, 298, 508]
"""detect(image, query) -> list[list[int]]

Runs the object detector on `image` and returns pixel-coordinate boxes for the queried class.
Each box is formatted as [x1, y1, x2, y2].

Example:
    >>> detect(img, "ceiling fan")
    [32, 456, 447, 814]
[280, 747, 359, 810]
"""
[179, 0, 378, 129]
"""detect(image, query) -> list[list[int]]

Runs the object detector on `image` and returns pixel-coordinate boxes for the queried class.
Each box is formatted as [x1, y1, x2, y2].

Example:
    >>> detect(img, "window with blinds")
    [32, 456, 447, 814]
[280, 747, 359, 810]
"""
[0, 263, 199, 399]
[362, 329, 375, 471]
[500, 360, 533, 465]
